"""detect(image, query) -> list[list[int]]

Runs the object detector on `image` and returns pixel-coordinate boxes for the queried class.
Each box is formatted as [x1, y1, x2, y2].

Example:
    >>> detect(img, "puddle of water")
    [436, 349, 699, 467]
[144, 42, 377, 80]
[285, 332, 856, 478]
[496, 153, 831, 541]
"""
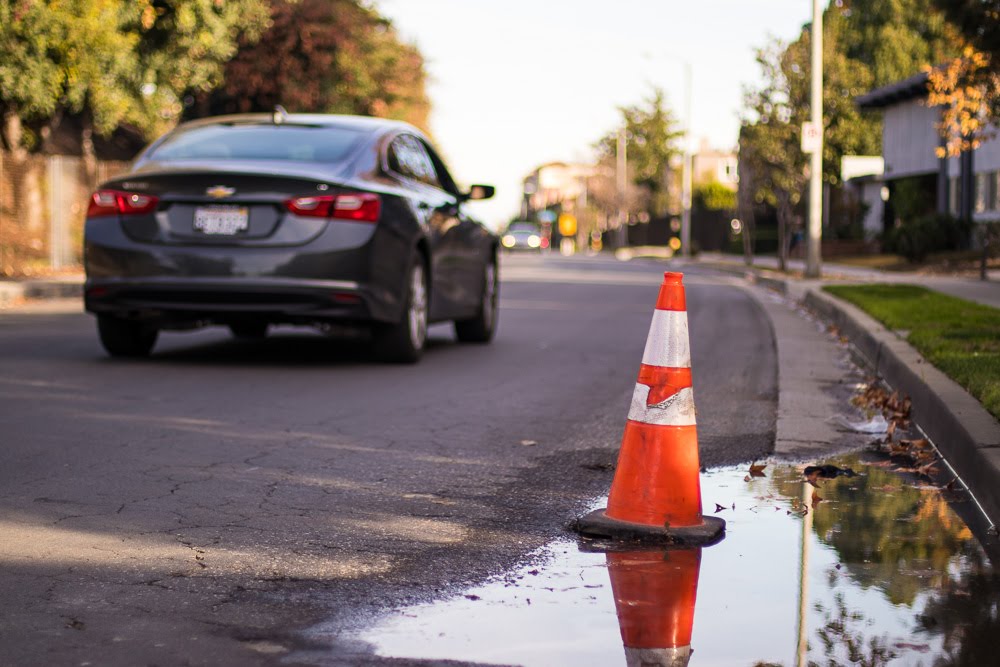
[334, 453, 1000, 666]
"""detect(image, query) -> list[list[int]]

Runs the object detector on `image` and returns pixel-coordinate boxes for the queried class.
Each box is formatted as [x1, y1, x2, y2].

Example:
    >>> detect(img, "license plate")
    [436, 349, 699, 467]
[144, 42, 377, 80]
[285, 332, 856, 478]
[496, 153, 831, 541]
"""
[193, 206, 249, 235]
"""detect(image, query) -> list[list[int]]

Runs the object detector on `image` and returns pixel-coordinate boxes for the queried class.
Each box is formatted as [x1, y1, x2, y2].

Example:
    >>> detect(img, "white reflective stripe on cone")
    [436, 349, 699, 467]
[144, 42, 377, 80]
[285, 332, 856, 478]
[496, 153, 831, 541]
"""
[624, 646, 692, 667]
[641, 310, 691, 369]
[627, 384, 697, 426]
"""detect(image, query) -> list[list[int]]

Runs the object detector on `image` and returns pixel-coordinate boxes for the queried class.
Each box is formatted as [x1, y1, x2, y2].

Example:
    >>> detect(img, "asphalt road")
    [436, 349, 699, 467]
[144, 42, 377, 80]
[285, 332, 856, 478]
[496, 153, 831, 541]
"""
[0, 254, 776, 666]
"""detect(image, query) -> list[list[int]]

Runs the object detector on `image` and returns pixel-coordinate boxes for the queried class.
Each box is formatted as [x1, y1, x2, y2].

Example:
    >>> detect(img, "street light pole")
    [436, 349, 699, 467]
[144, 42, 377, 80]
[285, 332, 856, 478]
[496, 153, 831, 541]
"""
[681, 61, 693, 258]
[805, 0, 824, 278]
[617, 128, 628, 248]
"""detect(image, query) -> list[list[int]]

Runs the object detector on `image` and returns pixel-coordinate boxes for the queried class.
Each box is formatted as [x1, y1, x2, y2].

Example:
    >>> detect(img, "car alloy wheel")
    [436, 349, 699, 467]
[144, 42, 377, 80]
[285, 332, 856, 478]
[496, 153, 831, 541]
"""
[374, 257, 428, 363]
[407, 262, 428, 351]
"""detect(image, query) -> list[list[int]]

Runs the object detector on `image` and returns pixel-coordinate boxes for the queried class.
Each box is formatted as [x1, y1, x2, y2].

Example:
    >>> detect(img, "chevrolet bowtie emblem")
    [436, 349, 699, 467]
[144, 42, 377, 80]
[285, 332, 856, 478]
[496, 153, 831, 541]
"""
[206, 185, 236, 199]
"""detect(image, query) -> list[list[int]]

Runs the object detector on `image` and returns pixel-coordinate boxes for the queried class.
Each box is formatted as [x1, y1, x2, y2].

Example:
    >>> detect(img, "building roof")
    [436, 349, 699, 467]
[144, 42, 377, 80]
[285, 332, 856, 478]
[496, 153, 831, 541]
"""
[855, 71, 929, 109]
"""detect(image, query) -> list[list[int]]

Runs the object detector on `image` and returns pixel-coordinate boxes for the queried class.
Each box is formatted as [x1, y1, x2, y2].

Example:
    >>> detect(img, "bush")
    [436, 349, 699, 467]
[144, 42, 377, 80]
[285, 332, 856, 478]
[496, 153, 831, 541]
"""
[883, 214, 971, 262]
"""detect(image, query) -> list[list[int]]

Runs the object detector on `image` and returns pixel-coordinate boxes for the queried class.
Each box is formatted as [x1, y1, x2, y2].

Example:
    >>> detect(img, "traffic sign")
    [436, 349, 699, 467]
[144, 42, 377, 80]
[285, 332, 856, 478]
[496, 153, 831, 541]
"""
[558, 214, 577, 237]
[801, 122, 822, 154]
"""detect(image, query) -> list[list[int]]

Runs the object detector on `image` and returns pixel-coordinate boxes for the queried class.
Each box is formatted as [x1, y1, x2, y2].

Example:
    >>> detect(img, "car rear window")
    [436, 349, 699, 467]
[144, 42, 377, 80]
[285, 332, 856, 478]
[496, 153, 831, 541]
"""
[148, 124, 365, 163]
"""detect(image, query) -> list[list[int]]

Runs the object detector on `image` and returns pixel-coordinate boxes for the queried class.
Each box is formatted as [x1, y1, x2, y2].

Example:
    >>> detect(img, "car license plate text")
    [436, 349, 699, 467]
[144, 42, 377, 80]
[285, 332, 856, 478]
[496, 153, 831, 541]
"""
[194, 206, 249, 235]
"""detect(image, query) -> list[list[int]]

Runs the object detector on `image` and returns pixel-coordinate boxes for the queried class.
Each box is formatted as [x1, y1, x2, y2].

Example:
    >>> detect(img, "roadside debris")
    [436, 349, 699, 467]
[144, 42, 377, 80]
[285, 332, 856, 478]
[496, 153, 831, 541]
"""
[520, 440, 538, 447]
[827, 413, 890, 434]
[804, 464, 858, 486]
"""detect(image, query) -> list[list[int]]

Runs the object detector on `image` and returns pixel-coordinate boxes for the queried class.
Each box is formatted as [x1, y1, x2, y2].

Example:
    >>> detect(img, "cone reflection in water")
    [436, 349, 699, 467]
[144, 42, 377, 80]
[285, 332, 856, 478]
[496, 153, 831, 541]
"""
[575, 271, 724, 544]
[607, 548, 702, 667]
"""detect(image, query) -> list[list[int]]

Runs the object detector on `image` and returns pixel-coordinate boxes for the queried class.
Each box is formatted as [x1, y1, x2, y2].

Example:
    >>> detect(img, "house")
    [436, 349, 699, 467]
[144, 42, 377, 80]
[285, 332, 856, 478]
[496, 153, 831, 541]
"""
[856, 71, 1000, 233]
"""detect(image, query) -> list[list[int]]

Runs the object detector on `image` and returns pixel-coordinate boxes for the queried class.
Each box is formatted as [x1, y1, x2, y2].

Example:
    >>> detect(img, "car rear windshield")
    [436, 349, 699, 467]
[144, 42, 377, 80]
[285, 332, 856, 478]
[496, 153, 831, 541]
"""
[148, 124, 365, 163]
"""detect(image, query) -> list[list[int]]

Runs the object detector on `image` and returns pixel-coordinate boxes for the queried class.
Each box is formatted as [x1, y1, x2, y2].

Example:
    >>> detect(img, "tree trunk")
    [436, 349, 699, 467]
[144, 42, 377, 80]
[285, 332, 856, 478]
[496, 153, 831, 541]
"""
[776, 189, 791, 273]
[736, 162, 755, 266]
[2, 111, 47, 272]
[80, 112, 98, 186]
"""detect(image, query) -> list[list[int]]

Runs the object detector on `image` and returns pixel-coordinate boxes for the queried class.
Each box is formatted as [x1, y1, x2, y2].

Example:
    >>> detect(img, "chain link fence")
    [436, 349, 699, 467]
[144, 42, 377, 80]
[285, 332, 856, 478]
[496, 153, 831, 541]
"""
[0, 151, 128, 277]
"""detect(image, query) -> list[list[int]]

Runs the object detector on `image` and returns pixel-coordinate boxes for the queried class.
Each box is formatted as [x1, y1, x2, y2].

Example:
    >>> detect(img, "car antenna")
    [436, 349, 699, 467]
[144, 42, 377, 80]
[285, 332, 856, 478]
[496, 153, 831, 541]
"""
[272, 105, 289, 125]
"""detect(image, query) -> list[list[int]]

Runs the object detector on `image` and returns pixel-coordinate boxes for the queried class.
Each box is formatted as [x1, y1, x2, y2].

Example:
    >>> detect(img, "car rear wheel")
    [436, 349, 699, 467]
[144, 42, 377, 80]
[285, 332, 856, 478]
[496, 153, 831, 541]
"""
[454, 258, 498, 343]
[97, 315, 158, 357]
[229, 322, 268, 340]
[373, 260, 427, 363]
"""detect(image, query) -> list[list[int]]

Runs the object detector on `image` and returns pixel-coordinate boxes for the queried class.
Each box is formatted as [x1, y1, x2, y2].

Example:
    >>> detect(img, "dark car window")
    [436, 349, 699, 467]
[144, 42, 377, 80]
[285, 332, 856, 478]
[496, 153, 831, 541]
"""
[148, 124, 365, 163]
[387, 135, 441, 188]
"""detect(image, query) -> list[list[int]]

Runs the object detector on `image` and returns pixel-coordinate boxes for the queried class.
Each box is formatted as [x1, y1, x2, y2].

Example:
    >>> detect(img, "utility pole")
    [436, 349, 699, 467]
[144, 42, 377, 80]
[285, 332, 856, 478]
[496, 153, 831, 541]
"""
[805, 0, 823, 278]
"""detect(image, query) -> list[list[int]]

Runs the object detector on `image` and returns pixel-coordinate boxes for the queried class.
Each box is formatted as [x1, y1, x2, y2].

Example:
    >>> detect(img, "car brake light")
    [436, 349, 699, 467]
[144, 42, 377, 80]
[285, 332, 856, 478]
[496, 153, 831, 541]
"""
[87, 190, 159, 217]
[285, 193, 381, 223]
[286, 195, 336, 217]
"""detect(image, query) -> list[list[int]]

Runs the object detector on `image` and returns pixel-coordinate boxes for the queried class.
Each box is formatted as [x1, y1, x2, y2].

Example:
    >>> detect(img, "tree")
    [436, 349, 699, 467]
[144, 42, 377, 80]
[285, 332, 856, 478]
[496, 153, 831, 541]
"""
[593, 87, 683, 219]
[194, 0, 431, 132]
[0, 0, 269, 157]
[738, 0, 960, 265]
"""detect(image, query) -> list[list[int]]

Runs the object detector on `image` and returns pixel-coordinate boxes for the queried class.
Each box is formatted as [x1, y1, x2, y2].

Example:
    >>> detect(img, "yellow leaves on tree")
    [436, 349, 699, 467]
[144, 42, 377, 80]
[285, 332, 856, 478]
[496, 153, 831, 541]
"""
[925, 46, 1000, 157]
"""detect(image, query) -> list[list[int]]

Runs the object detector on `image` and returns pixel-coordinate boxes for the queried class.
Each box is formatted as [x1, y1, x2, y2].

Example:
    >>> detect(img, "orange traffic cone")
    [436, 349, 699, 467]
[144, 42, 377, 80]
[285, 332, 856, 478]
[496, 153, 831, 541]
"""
[576, 271, 724, 545]
[607, 548, 702, 667]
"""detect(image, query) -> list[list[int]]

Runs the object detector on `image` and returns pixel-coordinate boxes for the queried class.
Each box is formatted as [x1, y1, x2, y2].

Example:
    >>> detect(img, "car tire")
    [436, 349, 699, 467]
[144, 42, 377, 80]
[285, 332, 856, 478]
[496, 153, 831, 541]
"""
[97, 315, 158, 357]
[229, 322, 268, 340]
[454, 257, 498, 343]
[373, 259, 428, 363]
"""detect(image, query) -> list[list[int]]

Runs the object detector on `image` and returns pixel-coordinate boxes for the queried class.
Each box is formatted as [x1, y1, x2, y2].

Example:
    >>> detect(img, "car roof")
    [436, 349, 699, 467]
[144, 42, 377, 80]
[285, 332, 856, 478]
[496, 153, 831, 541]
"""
[173, 113, 421, 138]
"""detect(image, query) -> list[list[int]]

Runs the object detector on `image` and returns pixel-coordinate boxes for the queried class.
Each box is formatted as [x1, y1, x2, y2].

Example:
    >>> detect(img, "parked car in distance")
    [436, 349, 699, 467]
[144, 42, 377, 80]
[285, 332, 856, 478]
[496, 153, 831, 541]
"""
[84, 110, 498, 363]
[501, 221, 544, 252]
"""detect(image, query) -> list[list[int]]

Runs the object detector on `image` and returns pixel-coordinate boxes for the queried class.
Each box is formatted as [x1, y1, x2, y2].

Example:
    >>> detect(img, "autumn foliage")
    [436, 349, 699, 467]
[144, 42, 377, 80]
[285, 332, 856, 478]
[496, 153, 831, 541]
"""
[926, 48, 1000, 157]
[195, 0, 431, 132]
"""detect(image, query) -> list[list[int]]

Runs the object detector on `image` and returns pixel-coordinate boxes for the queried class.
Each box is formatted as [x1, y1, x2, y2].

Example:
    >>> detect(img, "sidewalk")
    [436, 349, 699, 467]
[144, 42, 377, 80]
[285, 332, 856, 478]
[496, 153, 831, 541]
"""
[0, 273, 83, 308]
[691, 252, 1000, 527]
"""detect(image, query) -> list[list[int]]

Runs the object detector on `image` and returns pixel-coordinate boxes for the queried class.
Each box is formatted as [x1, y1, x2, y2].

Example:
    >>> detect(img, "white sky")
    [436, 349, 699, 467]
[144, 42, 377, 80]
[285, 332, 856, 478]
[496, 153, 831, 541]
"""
[378, 0, 816, 228]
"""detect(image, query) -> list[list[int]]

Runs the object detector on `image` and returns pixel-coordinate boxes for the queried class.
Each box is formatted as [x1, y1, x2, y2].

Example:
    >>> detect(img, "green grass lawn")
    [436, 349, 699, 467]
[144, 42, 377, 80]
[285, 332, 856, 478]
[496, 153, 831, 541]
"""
[824, 284, 1000, 420]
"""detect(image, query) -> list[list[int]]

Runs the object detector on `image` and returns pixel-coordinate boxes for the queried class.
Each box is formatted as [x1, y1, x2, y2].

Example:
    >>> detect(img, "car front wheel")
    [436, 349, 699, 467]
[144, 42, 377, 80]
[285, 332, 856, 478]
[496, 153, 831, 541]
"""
[373, 260, 428, 363]
[97, 315, 158, 358]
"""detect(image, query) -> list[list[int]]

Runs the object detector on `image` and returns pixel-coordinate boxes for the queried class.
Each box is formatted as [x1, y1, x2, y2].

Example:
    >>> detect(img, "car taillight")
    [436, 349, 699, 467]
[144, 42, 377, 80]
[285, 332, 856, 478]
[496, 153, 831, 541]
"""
[87, 190, 159, 217]
[285, 193, 381, 223]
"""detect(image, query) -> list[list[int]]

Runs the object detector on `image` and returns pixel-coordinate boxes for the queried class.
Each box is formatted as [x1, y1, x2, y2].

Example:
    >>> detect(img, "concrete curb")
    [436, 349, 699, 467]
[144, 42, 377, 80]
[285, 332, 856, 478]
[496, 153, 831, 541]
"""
[804, 288, 1000, 524]
[706, 258, 1000, 525]
[701, 262, 1000, 525]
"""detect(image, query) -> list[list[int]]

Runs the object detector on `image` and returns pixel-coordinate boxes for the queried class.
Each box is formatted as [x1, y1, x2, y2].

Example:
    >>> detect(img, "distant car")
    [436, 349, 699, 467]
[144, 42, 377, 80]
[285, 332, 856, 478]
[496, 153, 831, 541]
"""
[501, 222, 543, 252]
[83, 111, 498, 362]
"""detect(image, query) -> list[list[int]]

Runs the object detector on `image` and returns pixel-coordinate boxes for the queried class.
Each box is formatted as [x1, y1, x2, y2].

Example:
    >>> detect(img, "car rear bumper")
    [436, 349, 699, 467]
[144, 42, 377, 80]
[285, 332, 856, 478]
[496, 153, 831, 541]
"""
[84, 276, 382, 327]
[83, 217, 410, 327]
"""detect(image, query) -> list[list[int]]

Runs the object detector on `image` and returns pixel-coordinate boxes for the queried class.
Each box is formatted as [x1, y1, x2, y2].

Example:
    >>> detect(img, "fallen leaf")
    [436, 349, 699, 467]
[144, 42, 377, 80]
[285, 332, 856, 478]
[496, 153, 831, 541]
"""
[811, 491, 823, 508]
[889, 443, 912, 457]
[744, 475, 751, 482]
[917, 463, 939, 478]
[944, 478, 957, 491]
[520, 440, 538, 447]
[749, 462, 767, 477]
[464, 594, 481, 601]
[714, 503, 726, 513]
[835, 563, 842, 570]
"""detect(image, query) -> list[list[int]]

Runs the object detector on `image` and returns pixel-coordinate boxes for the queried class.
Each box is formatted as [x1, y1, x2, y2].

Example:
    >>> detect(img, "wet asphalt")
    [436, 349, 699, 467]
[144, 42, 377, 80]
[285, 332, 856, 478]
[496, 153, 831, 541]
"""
[0, 255, 776, 666]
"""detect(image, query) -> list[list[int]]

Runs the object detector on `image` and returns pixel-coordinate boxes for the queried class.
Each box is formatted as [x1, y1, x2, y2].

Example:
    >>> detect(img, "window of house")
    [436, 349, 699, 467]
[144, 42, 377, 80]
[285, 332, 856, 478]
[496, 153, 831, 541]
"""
[975, 172, 989, 213]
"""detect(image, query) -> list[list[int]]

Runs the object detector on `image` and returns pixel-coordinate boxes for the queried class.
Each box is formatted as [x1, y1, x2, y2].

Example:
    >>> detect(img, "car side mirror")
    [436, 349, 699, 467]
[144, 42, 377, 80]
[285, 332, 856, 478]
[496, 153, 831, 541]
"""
[465, 184, 495, 201]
